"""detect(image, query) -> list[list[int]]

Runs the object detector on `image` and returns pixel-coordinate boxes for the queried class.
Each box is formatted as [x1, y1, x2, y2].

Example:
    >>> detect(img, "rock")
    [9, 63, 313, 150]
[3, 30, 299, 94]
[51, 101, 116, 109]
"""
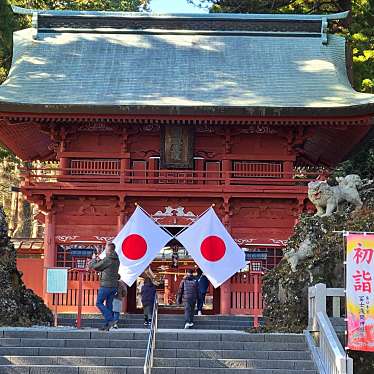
[262, 179, 374, 333]
[0, 206, 53, 326]
[260, 179, 374, 373]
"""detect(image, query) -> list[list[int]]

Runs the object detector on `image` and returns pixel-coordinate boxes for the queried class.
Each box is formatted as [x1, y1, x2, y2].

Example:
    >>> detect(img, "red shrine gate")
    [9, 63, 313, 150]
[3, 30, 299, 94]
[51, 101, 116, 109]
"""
[29, 208, 274, 316]
[1, 9, 374, 316]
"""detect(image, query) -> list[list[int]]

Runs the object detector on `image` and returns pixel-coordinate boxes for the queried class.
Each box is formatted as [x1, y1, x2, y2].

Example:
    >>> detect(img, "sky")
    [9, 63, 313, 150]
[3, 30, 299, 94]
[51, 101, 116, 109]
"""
[150, 0, 208, 13]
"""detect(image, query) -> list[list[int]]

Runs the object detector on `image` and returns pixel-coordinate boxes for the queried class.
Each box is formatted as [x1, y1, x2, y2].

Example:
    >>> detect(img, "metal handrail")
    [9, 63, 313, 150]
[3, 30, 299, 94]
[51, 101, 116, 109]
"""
[143, 297, 158, 374]
[307, 283, 353, 374]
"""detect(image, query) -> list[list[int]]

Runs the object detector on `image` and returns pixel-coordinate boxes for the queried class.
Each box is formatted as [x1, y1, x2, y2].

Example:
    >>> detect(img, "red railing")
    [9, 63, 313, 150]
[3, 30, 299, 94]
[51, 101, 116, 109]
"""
[50, 269, 100, 315]
[21, 166, 322, 187]
[230, 272, 263, 325]
[233, 161, 283, 178]
[70, 159, 120, 176]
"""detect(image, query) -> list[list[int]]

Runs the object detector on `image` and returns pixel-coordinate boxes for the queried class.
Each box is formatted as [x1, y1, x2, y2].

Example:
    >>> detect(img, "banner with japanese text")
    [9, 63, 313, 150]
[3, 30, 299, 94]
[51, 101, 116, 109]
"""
[347, 233, 374, 351]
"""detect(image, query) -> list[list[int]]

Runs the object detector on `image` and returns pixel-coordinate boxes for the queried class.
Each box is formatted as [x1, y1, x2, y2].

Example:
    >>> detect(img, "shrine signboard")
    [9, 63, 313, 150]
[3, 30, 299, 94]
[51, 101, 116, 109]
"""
[47, 268, 68, 294]
[347, 233, 374, 352]
[161, 124, 194, 169]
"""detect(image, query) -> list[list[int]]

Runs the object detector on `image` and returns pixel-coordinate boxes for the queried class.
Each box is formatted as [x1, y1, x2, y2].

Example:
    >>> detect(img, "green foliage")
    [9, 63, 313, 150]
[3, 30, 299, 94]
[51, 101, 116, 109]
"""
[334, 132, 374, 179]
[350, 0, 374, 93]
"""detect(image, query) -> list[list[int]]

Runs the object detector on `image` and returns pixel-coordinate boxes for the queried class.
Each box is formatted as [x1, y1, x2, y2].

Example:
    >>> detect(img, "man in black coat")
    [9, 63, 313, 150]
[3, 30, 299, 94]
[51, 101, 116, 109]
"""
[88, 242, 120, 331]
[177, 269, 198, 329]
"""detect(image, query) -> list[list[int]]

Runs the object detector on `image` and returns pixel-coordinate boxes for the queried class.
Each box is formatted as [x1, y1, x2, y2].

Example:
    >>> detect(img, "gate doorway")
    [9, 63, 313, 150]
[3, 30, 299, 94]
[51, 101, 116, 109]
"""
[127, 225, 219, 314]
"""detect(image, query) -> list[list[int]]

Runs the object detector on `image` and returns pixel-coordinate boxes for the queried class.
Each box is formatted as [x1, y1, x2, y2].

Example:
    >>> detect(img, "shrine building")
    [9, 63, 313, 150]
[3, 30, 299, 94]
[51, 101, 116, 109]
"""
[0, 7, 373, 315]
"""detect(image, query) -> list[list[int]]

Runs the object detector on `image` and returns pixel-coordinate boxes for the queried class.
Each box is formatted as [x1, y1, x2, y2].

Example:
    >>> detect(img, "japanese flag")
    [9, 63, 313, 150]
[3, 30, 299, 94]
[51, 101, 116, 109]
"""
[112, 206, 172, 286]
[176, 208, 246, 288]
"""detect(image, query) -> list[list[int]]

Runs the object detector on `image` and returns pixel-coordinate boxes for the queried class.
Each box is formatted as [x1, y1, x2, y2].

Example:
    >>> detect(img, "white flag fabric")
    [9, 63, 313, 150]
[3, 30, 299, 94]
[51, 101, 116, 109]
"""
[111, 206, 172, 286]
[176, 208, 246, 288]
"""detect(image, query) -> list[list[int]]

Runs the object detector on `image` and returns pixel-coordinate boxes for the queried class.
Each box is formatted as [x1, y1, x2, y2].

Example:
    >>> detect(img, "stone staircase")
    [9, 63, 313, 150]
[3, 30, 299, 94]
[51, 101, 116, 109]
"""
[153, 330, 318, 374]
[59, 313, 256, 330]
[0, 324, 318, 374]
[0, 327, 148, 373]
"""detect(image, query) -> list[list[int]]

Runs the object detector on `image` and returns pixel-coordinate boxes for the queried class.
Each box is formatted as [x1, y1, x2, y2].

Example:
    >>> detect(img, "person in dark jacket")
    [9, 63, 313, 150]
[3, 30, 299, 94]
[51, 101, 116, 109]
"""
[177, 269, 198, 329]
[141, 277, 157, 326]
[112, 277, 128, 329]
[196, 268, 209, 315]
[88, 242, 120, 330]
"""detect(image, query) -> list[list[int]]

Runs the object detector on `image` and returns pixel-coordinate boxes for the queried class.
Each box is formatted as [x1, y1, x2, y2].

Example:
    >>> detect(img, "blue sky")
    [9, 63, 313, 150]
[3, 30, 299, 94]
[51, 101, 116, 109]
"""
[150, 0, 208, 13]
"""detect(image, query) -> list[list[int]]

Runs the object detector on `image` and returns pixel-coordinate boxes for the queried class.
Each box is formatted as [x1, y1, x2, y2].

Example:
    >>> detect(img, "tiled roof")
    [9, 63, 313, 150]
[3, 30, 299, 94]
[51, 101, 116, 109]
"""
[0, 10, 373, 116]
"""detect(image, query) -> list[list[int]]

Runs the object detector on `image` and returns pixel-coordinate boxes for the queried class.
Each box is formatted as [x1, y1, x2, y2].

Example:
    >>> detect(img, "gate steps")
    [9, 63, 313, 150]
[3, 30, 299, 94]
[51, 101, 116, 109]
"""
[58, 313, 259, 330]
[153, 330, 318, 374]
[0, 328, 147, 374]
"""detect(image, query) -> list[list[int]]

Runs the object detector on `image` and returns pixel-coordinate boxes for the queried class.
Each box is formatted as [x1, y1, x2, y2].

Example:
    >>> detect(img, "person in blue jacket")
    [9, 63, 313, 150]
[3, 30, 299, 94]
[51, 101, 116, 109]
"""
[196, 268, 209, 315]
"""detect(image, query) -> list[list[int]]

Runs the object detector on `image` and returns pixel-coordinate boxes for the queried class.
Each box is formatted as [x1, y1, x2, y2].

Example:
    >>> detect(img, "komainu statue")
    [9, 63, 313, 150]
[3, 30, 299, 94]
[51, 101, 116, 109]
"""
[284, 237, 314, 272]
[308, 174, 363, 217]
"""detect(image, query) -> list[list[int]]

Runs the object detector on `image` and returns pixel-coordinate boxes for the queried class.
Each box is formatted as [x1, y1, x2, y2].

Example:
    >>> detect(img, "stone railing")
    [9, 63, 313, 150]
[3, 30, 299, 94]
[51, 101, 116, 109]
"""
[306, 283, 353, 374]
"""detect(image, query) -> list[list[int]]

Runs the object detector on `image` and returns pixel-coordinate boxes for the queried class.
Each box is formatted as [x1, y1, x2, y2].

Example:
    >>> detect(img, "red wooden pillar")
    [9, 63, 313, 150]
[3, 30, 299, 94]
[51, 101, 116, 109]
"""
[120, 153, 130, 183]
[117, 211, 125, 231]
[220, 279, 231, 315]
[43, 210, 56, 304]
[253, 273, 261, 327]
[283, 160, 293, 179]
[148, 157, 157, 184]
[194, 157, 204, 184]
[60, 157, 69, 176]
[222, 159, 231, 185]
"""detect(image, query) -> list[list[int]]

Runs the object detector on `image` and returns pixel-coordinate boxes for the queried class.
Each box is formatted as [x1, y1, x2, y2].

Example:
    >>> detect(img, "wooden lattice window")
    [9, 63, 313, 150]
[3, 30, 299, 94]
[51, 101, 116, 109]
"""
[233, 161, 283, 178]
[70, 159, 120, 175]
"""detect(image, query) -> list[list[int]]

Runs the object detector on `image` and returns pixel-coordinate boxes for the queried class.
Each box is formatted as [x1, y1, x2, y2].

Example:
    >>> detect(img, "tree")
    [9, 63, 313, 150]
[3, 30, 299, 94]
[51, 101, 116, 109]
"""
[0, 205, 53, 325]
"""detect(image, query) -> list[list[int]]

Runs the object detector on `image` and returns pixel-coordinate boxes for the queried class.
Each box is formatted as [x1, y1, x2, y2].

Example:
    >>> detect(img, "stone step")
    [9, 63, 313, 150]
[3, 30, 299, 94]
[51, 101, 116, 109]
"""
[0, 365, 144, 373]
[0, 347, 146, 357]
[156, 340, 307, 351]
[153, 357, 315, 370]
[0, 329, 148, 340]
[58, 319, 253, 330]
[61, 319, 253, 326]
[0, 337, 148, 349]
[59, 314, 253, 322]
[152, 369, 318, 374]
[0, 356, 145, 366]
[156, 331, 306, 343]
[153, 349, 311, 360]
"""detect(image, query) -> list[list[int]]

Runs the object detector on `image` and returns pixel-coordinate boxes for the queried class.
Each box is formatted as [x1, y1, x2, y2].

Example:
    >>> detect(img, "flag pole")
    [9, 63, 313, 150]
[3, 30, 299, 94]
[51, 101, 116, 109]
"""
[134, 202, 175, 238]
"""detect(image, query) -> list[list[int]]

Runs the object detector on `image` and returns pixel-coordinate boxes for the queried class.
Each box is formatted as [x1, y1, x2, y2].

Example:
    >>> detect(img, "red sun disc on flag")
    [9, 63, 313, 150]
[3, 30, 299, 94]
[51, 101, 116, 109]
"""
[122, 234, 147, 260]
[200, 235, 226, 262]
